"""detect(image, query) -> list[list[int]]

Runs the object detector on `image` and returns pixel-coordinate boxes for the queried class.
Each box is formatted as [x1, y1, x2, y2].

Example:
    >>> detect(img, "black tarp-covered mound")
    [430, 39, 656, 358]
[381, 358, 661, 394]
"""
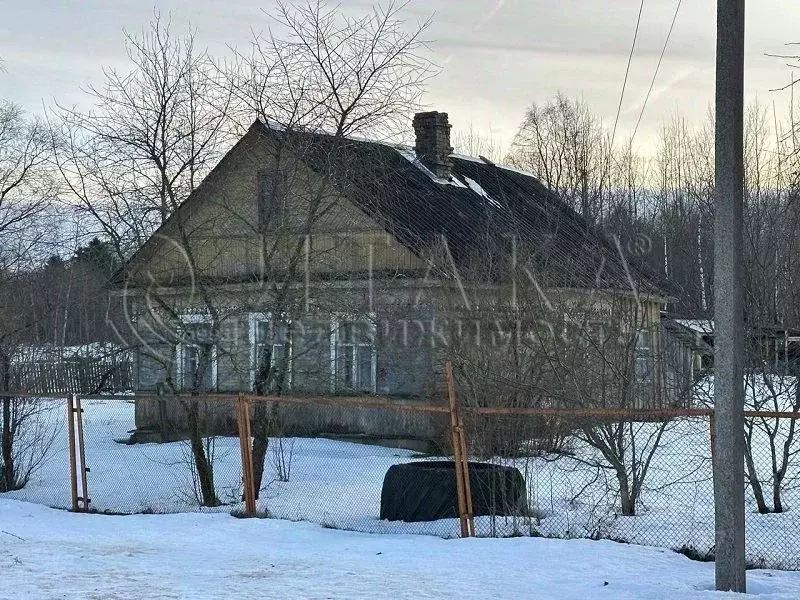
[379, 461, 528, 522]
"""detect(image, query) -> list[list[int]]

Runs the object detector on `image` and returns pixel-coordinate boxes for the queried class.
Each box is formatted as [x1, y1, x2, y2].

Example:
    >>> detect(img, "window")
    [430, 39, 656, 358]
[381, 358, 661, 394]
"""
[249, 313, 292, 393]
[332, 319, 376, 393]
[634, 329, 653, 383]
[579, 320, 607, 348]
[176, 316, 217, 391]
[257, 170, 288, 232]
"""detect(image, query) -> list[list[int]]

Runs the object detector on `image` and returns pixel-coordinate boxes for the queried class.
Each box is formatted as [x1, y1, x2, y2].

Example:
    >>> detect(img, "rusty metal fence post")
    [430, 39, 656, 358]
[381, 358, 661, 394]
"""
[445, 361, 474, 537]
[237, 394, 257, 516]
[75, 396, 90, 511]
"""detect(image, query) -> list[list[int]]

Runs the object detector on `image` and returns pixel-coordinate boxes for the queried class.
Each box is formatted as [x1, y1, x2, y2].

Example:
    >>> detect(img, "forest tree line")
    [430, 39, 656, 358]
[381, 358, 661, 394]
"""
[2, 2, 800, 346]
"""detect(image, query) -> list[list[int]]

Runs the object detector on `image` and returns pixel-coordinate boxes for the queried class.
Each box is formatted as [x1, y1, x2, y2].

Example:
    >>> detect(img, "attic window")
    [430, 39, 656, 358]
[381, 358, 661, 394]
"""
[257, 170, 288, 232]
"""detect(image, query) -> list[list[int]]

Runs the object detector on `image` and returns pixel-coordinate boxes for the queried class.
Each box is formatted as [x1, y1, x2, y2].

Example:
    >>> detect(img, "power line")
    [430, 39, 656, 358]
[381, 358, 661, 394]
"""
[610, 0, 646, 152]
[631, 0, 683, 143]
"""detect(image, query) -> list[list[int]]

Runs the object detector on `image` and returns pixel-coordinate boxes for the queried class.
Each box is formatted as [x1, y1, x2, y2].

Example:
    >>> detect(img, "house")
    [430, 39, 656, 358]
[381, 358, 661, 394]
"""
[664, 317, 714, 376]
[666, 316, 800, 376]
[113, 111, 684, 443]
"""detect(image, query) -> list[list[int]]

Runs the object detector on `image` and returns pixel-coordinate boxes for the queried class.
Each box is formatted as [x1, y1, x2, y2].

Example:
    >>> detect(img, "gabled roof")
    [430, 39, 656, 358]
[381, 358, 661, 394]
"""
[115, 119, 673, 298]
[260, 121, 671, 296]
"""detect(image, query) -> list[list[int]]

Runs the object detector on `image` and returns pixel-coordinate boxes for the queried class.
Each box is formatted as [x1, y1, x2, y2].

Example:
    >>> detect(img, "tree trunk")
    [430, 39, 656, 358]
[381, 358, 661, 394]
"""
[773, 477, 784, 513]
[697, 213, 708, 312]
[744, 446, 769, 513]
[1, 354, 13, 492]
[251, 402, 271, 499]
[616, 469, 636, 516]
[184, 399, 218, 507]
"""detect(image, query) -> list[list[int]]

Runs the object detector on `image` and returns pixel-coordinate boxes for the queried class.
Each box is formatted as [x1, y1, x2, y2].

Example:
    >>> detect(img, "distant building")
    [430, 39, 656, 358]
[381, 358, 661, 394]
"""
[666, 316, 800, 376]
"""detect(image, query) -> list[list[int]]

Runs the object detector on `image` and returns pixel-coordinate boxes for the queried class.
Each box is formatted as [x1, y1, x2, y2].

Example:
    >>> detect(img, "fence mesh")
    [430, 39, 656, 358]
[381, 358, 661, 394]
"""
[4, 397, 243, 514]
[5, 394, 800, 569]
[464, 412, 715, 547]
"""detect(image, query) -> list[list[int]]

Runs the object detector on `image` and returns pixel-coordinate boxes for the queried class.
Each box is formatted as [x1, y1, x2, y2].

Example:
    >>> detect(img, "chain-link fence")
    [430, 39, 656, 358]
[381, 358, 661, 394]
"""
[461, 408, 800, 570]
[5, 393, 800, 569]
[739, 409, 800, 570]
[463, 410, 715, 547]
[3, 396, 245, 514]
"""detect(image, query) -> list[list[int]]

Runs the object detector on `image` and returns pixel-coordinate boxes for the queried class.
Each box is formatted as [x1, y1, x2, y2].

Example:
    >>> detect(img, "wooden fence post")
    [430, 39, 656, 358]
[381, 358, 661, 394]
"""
[445, 361, 475, 537]
[66, 394, 79, 512]
[66, 394, 90, 512]
[74, 396, 90, 512]
[237, 395, 257, 516]
[455, 392, 474, 537]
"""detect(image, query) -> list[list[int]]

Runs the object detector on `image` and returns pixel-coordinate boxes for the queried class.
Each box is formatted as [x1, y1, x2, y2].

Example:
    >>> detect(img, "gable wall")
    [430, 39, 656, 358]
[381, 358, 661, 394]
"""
[126, 131, 426, 285]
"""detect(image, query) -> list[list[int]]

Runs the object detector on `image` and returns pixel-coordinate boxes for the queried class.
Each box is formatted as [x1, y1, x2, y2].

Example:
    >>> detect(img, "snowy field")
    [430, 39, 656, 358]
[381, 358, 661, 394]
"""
[4, 396, 800, 569]
[3, 498, 800, 600]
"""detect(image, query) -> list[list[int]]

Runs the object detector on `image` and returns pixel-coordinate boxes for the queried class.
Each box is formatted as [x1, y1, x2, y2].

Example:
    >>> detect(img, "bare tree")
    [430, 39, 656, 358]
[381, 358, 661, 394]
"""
[440, 220, 683, 518]
[52, 11, 234, 262]
[652, 113, 715, 314]
[99, 1, 435, 506]
[227, 0, 434, 141]
[0, 102, 51, 241]
[48, 13, 238, 506]
[551, 290, 681, 516]
[452, 123, 503, 164]
[0, 395, 60, 492]
[0, 88, 59, 490]
[738, 118, 800, 514]
[219, 0, 434, 497]
[507, 94, 611, 223]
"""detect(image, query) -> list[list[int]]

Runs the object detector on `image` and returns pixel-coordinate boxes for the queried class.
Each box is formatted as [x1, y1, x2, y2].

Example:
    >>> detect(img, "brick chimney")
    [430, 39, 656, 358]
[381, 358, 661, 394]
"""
[413, 111, 453, 179]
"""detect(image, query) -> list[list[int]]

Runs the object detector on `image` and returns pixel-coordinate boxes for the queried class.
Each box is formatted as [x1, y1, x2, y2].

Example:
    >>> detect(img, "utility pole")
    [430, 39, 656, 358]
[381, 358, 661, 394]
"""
[713, 0, 746, 593]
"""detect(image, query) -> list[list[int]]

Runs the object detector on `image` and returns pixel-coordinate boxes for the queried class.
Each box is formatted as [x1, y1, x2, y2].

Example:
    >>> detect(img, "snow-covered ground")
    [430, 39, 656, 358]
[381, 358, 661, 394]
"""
[5, 397, 800, 569]
[3, 498, 800, 600]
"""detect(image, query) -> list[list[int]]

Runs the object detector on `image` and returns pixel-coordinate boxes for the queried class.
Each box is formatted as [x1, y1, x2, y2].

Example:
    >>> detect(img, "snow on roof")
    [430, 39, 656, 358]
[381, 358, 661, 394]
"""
[259, 118, 287, 132]
[393, 146, 467, 188]
[675, 319, 714, 334]
[463, 176, 503, 209]
[450, 153, 540, 180]
[449, 153, 484, 163]
[393, 148, 515, 211]
[494, 162, 540, 178]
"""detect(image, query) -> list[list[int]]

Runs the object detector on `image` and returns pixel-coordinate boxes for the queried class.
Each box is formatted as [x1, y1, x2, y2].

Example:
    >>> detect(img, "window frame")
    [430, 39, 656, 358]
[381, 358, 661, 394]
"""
[249, 312, 293, 392]
[634, 328, 654, 384]
[330, 315, 377, 394]
[175, 312, 218, 392]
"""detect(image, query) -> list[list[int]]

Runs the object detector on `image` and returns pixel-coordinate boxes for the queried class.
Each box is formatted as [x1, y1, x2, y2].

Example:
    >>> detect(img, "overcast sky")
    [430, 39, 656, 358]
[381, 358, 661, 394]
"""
[1, 0, 799, 155]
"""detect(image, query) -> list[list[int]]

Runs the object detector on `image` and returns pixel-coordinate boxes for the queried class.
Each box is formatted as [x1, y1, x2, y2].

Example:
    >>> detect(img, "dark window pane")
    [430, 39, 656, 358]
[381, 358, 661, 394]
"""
[343, 347, 354, 387]
[256, 321, 269, 344]
[183, 345, 212, 390]
[357, 346, 373, 392]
